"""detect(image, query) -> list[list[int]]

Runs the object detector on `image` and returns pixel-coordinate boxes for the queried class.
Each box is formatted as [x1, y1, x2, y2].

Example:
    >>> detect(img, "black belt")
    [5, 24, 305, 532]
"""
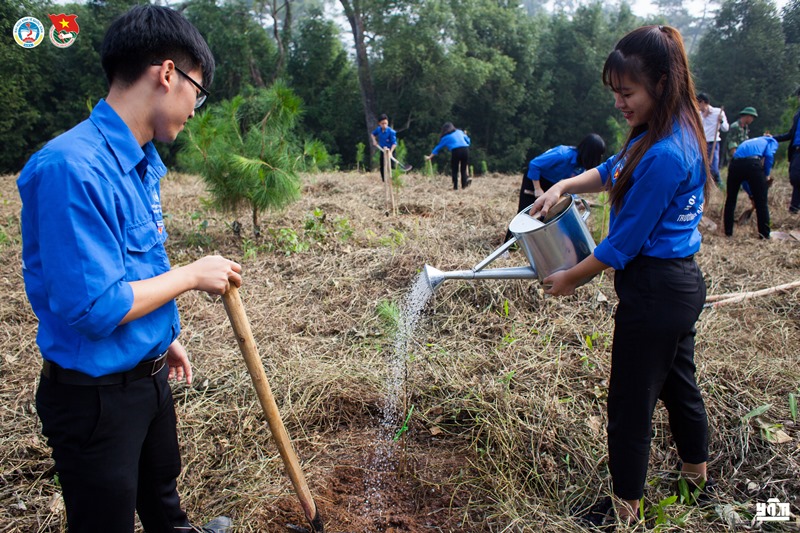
[633, 254, 695, 265]
[42, 352, 168, 386]
[735, 155, 763, 161]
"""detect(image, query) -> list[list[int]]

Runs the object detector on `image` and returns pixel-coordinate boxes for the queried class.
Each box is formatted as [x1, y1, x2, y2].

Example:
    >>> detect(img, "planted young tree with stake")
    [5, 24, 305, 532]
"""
[179, 81, 303, 235]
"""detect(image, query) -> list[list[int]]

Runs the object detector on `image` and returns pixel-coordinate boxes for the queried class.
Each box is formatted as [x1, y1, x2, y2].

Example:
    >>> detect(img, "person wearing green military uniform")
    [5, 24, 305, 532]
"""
[727, 107, 758, 159]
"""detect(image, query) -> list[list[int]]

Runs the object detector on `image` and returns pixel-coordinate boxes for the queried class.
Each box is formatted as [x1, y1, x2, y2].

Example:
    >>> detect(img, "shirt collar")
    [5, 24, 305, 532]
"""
[89, 99, 166, 178]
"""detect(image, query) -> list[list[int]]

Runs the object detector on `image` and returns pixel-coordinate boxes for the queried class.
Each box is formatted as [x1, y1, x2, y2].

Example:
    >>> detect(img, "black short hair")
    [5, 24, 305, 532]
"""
[101, 5, 214, 88]
[696, 92, 710, 104]
[377, 114, 389, 122]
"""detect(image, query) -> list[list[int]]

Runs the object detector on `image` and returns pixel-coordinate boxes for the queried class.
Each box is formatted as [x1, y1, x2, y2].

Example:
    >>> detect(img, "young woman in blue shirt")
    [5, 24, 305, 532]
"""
[532, 25, 712, 526]
[505, 135, 606, 240]
[424, 122, 471, 189]
[524, 134, 606, 201]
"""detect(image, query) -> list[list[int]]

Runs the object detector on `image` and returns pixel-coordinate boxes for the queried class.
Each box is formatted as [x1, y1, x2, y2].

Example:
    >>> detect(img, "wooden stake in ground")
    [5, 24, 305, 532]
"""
[222, 286, 324, 533]
[382, 148, 397, 216]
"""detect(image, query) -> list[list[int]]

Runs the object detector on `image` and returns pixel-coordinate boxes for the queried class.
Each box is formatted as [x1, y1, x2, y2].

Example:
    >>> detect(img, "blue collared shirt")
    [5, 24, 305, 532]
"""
[527, 145, 583, 182]
[733, 136, 779, 176]
[371, 126, 397, 149]
[17, 99, 179, 377]
[431, 129, 470, 154]
[594, 122, 706, 270]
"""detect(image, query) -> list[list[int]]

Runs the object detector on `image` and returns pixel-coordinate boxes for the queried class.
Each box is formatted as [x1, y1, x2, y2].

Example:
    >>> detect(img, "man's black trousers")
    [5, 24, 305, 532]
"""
[36, 363, 191, 532]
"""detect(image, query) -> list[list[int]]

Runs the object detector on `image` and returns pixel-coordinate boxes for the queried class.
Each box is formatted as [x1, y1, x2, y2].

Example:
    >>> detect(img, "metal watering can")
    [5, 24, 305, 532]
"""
[423, 195, 596, 290]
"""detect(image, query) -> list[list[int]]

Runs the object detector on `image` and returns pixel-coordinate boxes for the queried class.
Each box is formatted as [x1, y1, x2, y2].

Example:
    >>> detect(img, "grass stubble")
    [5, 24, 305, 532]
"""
[0, 167, 797, 532]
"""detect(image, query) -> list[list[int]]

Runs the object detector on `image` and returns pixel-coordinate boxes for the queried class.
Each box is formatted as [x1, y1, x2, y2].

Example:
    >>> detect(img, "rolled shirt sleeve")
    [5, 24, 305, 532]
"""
[593, 127, 705, 270]
[33, 160, 134, 339]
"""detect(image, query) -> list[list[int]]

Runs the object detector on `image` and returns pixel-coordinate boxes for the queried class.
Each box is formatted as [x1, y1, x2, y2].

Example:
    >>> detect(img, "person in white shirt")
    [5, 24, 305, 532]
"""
[697, 92, 729, 188]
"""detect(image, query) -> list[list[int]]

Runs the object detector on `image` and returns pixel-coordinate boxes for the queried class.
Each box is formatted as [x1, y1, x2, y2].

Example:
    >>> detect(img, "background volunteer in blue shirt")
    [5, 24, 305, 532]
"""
[505, 134, 605, 241]
[724, 136, 778, 239]
[370, 113, 397, 182]
[424, 122, 471, 190]
[771, 86, 800, 214]
[16, 6, 239, 532]
[531, 25, 712, 526]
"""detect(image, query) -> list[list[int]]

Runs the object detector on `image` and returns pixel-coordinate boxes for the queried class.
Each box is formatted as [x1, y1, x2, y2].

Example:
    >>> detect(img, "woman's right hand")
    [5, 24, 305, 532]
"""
[529, 185, 563, 220]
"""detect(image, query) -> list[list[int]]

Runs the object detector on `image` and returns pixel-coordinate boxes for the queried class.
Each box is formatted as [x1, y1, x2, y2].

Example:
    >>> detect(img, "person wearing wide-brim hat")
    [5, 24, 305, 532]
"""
[727, 106, 758, 159]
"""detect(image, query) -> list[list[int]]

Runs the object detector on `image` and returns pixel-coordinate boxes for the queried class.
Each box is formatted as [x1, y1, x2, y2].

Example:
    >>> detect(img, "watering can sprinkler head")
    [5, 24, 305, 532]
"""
[423, 264, 447, 291]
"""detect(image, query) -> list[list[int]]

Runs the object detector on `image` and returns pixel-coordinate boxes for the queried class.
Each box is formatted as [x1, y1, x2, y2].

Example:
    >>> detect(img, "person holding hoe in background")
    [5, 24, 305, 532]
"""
[505, 134, 606, 241]
[697, 92, 728, 188]
[424, 122, 472, 190]
[771, 86, 800, 214]
[724, 135, 778, 240]
[371, 113, 397, 182]
[531, 25, 712, 527]
[16, 5, 241, 532]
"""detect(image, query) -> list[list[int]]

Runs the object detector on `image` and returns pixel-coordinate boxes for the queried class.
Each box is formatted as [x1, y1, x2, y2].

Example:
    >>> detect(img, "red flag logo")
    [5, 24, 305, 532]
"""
[48, 14, 79, 34]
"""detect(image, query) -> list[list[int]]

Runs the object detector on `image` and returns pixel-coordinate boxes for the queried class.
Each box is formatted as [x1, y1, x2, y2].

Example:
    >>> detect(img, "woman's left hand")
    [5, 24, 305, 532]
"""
[543, 269, 578, 296]
[166, 340, 193, 385]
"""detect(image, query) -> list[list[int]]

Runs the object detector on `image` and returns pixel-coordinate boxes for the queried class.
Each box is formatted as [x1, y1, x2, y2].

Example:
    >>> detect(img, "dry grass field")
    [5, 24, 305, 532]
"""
[0, 166, 798, 532]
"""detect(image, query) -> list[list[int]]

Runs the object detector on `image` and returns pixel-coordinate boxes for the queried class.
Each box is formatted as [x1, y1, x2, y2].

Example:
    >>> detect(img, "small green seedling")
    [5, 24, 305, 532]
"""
[393, 405, 414, 441]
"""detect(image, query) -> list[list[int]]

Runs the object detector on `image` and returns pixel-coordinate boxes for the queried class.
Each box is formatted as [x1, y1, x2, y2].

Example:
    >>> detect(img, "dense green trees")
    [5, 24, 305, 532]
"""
[3, 0, 799, 174]
[184, 0, 278, 100]
[694, 0, 798, 137]
[287, 10, 362, 161]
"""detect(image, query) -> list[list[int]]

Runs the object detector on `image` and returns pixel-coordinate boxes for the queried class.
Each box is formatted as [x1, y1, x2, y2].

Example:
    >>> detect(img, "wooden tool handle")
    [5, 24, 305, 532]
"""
[222, 286, 321, 531]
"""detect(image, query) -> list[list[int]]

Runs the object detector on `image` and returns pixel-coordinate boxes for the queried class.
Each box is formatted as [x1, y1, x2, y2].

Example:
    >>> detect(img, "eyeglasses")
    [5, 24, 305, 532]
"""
[151, 61, 209, 109]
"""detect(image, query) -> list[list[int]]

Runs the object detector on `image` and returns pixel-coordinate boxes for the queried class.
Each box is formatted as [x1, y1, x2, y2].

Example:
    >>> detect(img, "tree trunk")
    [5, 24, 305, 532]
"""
[269, 0, 289, 80]
[340, 0, 379, 169]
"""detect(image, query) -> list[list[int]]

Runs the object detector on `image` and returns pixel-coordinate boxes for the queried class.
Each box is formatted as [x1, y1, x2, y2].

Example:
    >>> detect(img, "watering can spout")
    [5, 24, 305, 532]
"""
[423, 264, 538, 291]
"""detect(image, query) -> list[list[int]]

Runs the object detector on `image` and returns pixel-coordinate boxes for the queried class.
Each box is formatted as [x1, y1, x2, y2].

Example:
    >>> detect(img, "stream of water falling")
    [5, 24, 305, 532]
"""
[364, 271, 435, 517]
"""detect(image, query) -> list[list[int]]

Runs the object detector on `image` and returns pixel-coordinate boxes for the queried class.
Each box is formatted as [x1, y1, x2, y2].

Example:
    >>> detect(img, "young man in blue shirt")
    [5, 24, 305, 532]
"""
[17, 6, 240, 532]
[724, 136, 779, 239]
[370, 113, 397, 182]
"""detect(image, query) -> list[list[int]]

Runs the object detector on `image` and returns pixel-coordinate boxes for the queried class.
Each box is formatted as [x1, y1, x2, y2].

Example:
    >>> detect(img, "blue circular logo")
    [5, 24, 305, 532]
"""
[14, 17, 45, 49]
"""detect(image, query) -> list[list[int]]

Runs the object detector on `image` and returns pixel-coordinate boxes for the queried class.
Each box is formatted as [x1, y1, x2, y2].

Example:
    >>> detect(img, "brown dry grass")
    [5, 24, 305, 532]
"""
[0, 166, 798, 532]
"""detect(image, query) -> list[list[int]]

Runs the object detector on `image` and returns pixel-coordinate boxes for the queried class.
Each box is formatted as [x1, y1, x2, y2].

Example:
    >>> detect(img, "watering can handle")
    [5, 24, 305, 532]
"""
[578, 197, 591, 222]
